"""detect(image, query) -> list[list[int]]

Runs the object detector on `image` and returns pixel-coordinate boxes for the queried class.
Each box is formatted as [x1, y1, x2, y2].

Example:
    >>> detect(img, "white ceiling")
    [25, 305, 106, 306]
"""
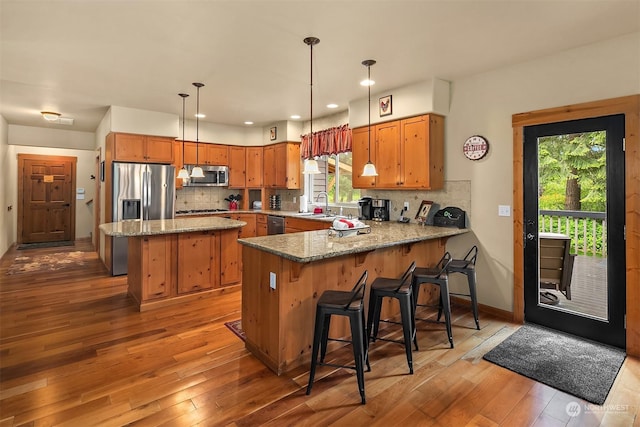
[1, 1, 639, 133]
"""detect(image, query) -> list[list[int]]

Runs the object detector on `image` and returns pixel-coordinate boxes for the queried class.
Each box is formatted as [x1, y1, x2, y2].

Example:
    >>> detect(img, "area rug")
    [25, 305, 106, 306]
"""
[6, 251, 87, 275]
[483, 323, 625, 405]
[224, 319, 246, 341]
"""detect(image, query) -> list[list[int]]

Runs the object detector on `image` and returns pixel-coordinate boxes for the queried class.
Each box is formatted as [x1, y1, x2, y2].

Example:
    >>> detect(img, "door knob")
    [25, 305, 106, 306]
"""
[526, 233, 536, 241]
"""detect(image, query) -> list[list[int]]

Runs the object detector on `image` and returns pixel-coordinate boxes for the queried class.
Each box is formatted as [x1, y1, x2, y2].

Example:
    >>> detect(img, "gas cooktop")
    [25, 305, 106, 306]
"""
[175, 209, 229, 215]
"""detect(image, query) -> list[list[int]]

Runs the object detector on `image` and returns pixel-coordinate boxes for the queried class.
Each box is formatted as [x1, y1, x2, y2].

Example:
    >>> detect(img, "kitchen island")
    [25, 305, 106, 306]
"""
[238, 222, 468, 374]
[100, 217, 246, 311]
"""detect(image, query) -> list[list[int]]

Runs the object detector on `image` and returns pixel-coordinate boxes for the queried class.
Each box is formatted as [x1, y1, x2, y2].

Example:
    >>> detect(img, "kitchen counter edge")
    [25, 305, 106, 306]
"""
[99, 217, 247, 237]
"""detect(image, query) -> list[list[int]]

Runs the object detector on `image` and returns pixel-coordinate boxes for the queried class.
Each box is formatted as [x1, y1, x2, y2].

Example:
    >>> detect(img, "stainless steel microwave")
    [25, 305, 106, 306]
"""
[182, 165, 229, 187]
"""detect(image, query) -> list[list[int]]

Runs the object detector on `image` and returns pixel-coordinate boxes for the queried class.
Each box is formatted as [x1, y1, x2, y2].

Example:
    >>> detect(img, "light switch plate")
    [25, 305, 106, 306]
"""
[498, 205, 511, 217]
[269, 272, 276, 290]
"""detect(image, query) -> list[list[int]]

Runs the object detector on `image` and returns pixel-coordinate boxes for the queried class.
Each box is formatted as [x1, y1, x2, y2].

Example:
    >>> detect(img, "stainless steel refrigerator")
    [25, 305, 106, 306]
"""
[111, 162, 175, 276]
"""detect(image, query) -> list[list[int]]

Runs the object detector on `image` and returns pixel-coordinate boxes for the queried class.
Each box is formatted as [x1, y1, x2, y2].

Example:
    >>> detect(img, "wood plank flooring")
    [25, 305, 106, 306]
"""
[1, 240, 638, 426]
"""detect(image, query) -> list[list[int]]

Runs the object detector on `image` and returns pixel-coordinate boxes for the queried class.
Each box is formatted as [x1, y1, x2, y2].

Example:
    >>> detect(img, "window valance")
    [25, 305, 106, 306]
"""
[301, 124, 352, 159]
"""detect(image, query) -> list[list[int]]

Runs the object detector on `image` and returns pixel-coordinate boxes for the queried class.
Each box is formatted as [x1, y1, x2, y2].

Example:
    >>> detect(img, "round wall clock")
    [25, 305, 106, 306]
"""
[463, 135, 489, 160]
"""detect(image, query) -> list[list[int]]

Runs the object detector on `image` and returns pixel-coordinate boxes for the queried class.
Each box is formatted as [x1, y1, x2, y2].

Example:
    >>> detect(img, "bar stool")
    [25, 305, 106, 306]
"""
[306, 271, 370, 404]
[447, 246, 480, 330]
[367, 261, 417, 374]
[412, 252, 454, 348]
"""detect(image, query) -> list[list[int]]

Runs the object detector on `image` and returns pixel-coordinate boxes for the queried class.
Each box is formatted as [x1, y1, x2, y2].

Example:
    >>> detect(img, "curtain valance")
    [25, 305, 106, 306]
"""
[301, 124, 352, 159]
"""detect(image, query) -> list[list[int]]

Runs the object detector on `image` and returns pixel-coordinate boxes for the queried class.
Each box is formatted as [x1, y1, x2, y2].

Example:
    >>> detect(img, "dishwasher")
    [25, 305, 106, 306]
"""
[267, 215, 285, 235]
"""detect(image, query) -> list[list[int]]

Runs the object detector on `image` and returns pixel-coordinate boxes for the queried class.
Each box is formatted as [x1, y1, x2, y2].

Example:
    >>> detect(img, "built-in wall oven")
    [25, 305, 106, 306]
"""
[267, 215, 285, 235]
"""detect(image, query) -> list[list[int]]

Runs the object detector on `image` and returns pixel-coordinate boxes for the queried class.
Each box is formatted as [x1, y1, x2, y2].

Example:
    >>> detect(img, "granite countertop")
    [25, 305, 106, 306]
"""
[238, 222, 469, 263]
[175, 209, 354, 223]
[99, 217, 246, 237]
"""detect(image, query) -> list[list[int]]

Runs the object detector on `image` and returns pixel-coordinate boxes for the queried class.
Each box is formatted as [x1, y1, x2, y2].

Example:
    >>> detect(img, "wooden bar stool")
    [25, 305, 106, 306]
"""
[306, 271, 370, 404]
[447, 245, 480, 330]
[367, 261, 417, 374]
[412, 252, 454, 348]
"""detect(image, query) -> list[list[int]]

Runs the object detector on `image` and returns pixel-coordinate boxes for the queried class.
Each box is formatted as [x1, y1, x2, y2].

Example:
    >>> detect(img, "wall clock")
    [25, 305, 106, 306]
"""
[463, 135, 489, 160]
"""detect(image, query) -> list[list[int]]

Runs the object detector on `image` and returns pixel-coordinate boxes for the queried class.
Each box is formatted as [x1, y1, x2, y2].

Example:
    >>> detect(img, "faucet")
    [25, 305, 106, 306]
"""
[316, 192, 330, 215]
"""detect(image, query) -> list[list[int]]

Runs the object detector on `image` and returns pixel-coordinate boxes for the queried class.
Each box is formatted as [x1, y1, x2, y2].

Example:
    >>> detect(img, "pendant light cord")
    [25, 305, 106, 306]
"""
[193, 82, 204, 166]
[367, 65, 371, 162]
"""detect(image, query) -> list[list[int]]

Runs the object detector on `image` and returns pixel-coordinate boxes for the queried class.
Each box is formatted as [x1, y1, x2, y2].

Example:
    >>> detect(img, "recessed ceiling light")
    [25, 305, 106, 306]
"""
[195, 113, 206, 118]
[326, 103, 338, 109]
[290, 115, 301, 120]
[244, 121, 254, 125]
[360, 79, 375, 86]
[41, 111, 61, 121]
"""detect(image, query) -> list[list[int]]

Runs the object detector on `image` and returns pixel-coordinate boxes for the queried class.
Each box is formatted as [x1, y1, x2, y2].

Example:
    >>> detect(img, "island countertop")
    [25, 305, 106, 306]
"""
[238, 222, 468, 263]
[99, 217, 246, 237]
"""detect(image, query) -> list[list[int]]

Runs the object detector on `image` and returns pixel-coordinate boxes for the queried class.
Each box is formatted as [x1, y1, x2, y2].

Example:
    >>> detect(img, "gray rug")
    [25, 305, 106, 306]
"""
[483, 324, 625, 405]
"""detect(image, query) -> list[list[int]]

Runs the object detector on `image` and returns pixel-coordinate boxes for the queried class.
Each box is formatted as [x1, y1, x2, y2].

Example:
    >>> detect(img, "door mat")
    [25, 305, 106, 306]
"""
[6, 251, 87, 275]
[17, 241, 74, 250]
[224, 319, 246, 342]
[483, 323, 625, 405]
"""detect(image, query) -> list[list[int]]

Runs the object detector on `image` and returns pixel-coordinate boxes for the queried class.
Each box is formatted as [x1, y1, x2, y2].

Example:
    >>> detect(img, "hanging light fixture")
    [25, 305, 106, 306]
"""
[302, 36, 321, 175]
[361, 59, 378, 177]
[190, 82, 205, 178]
[177, 93, 190, 180]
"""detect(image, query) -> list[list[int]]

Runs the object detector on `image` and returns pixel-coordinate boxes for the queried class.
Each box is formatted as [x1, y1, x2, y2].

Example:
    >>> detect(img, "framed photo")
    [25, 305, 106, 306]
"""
[415, 200, 433, 222]
[379, 95, 392, 117]
[270, 126, 277, 141]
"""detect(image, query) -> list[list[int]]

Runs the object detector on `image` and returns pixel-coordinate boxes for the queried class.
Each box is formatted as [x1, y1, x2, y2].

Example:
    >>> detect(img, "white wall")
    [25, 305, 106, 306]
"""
[0, 115, 12, 258]
[9, 125, 94, 150]
[445, 32, 640, 312]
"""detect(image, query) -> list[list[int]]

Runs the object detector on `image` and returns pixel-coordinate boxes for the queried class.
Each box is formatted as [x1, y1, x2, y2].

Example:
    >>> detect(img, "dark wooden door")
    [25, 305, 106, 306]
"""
[19, 155, 76, 244]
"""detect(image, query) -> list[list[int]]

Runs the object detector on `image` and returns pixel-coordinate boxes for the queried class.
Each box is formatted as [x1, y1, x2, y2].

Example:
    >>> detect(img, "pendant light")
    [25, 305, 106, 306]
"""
[302, 36, 321, 175]
[361, 59, 378, 177]
[190, 82, 205, 178]
[177, 93, 190, 179]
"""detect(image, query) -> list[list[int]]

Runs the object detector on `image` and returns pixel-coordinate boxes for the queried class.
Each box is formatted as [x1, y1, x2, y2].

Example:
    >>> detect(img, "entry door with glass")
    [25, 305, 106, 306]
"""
[523, 114, 625, 349]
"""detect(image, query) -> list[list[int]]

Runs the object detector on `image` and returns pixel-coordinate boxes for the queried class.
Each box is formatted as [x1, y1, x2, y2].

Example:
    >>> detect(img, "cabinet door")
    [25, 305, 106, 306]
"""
[203, 144, 229, 165]
[174, 141, 184, 189]
[246, 147, 263, 187]
[113, 133, 146, 162]
[263, 145, 276, 187]
[183, 142, 198, 165]
[400, 114, 444, 189]
[145, 136, 175, 163]
[220, 229, 241, 286]
[284, 143, 301, 189]
[177, 231, 219, 293]
[228, 146, 246, 188]
[235, 214, 256, 238]
[256, 214, 268, 236]
[351, 126, 376, 188]
[374, 120, 401, 188]
[274, 144, 287, 188]
[141, 236, 173, 300]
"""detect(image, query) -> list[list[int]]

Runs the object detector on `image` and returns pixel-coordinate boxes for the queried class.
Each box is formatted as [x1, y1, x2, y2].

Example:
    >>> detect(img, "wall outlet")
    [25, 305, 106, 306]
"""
[269, 272, 276, 290]
[404, 201, 410, 210]
[293, 196, 296, 203]
[498, 205, 511, 217]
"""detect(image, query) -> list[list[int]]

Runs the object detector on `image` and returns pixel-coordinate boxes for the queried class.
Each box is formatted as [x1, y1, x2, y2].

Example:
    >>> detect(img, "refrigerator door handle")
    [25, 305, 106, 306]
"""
[142, 167, 148, 220]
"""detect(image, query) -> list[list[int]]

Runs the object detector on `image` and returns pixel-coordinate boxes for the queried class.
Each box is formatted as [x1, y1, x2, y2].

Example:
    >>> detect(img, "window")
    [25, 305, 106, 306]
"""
[305, 153, 361, 206]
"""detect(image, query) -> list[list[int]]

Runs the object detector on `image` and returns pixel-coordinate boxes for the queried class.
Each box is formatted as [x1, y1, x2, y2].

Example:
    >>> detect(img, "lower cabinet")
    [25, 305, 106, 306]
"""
[177, 231, 220, 294]
[220, 229, 242, 286]
[256, 214, 268, 236]
[128, 234, 175, 303]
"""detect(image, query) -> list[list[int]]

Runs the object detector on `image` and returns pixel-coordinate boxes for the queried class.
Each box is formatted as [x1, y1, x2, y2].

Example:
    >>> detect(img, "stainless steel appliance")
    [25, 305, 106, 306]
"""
[182, 165, 228, 187]
[111, 162, 175, 275]
[372, 199, 390, 221]
[267, 215, 285, 235]
[358, 197, 373, 220]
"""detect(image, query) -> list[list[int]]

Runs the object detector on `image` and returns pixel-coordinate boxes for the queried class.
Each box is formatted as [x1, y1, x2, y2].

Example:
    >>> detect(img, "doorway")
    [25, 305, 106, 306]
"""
[18, 154, 77, 245]
[523, 115, 625, 349]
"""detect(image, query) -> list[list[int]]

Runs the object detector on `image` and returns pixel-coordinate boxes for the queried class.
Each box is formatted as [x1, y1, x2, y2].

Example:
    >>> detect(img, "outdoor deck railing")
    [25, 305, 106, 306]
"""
[539, 209, 606, 257]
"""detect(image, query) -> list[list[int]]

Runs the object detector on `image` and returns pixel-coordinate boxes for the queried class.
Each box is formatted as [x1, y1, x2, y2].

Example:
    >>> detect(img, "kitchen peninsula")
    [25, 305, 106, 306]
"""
[238, 222, 468, 374]
[100, 217, 246, 311]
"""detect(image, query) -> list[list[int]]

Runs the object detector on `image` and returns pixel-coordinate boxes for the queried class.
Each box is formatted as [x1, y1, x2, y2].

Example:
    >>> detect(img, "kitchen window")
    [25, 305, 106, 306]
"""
[305, 152, 361, 206]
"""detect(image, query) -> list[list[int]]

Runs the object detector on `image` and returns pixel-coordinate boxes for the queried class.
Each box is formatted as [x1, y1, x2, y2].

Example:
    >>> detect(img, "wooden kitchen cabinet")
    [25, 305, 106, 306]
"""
[220, 229, 242, 286]
[352, 114, 444, 190]
[228, 146, 246, 188]
[110, 133, 175, 163]
[127, 235, 175, 303]
[183, 142, 229, 166]
[177, 231, 220, 294]
[256, 214, 268, 236]
[246, 147, 263, 187]
[263, 142, 301, 189]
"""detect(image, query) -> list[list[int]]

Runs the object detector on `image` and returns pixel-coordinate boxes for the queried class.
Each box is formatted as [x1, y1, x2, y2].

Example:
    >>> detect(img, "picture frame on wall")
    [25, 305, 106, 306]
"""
[379, 95, 392, 117]
[415, 200, 433, 223]
[270, 127, 277, 141]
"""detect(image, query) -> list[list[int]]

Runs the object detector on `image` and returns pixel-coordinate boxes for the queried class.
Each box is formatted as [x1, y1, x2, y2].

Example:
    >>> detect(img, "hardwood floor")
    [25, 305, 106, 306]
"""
[1, 240, 638, 426]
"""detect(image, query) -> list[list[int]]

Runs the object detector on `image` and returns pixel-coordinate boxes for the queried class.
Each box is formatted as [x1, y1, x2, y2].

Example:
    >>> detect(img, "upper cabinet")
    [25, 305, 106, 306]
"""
[110, 133, 175, 164]
[246, 147, 263, 188]
[183, 142, 229, 166]
[352, 114, 444, 190]
[263, 142, 300, 189]
[228, 146, 246, 188]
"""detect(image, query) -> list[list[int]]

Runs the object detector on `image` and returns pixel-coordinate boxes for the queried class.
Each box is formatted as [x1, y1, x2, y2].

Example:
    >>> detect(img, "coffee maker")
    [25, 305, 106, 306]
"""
[358, 197, 373, 220]
[372, 199, 390, 221]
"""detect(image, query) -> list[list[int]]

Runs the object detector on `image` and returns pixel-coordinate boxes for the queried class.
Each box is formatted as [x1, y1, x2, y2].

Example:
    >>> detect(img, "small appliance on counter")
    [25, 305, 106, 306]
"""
[252, 201, 262, 210]
[433, 206, 466, 228]
[358, 197, 373, 220]
[372, 199, 390, 222]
